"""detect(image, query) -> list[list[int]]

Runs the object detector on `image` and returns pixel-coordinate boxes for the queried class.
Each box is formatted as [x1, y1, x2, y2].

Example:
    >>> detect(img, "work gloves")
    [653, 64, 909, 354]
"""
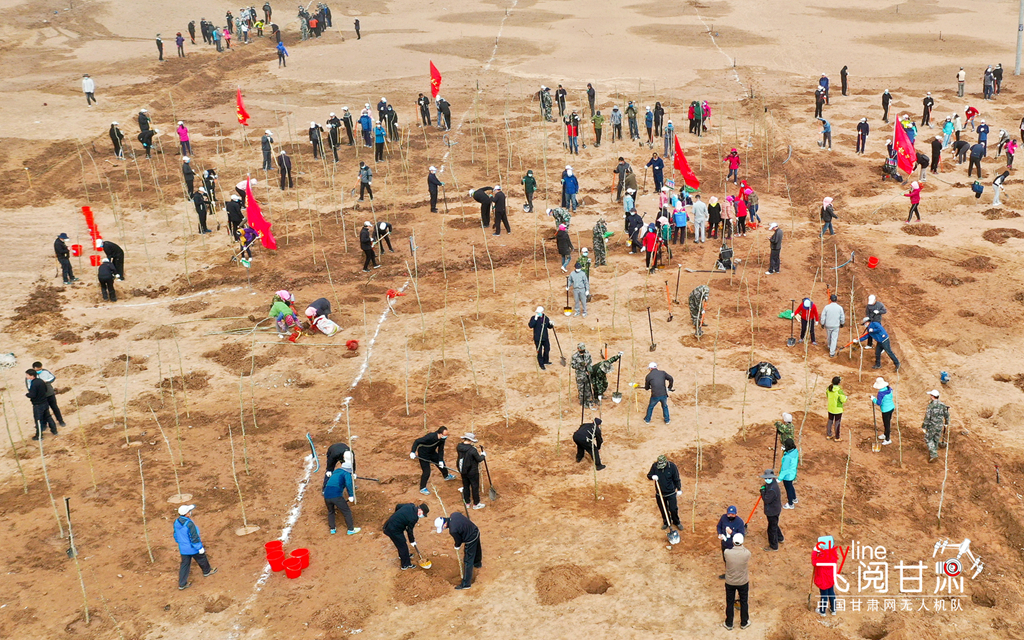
[199, 547, 205, 554]
[438, 461, 445, 469]
[651, 474, 659, 481]
[409, 452, 417, 459]
[347, 496, 355, 503]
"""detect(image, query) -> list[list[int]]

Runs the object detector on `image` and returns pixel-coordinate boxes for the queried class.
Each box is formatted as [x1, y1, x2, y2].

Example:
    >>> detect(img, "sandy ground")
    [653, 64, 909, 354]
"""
[3, 0, 1024, 639]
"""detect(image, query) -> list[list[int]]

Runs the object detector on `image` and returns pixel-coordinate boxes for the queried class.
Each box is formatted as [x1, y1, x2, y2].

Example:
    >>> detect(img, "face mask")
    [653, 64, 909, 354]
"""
[727, 515, 735, 520]
[764, 478, 774, 484]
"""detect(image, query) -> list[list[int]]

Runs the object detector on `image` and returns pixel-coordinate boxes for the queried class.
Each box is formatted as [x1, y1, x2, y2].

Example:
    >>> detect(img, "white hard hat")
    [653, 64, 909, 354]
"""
[782, 412, 793, 422]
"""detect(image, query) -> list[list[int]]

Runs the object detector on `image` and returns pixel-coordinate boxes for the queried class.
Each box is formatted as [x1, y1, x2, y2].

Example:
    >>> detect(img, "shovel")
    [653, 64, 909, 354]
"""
[653, 479, 681, 545]
[552, 327, 567, 367]
[786, 299, 797, 347]
[673, 265, 682, 303]
[481, 446, 499, 501]
[665, 281, 674, 322]
[871, 401, 882, 452]
[563, 279, 573, 316]
[647, 307, 657, 351]
[611, 358, 623, 403]
[413, 544, 432, 569]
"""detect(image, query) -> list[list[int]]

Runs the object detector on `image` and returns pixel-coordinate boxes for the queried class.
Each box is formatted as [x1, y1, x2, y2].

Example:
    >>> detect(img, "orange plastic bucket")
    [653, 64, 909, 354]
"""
[290, 548, 310, 569]
[284, 557, 303, 579]
[267, 551, 286, 572]
[867, 256, 879, 269]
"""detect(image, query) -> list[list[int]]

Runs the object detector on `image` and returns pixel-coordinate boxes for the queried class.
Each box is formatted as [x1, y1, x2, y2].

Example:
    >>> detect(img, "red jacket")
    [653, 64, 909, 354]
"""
[905, 187, 921, 205]
[724, 154, 741, 169]
[643, 230, 658, 252]
[812, 546, 840, 589]
[735, 200, 747, 217]
[566, 123, 578, 136]
[796, 302, 819, 322]
[965, 106, 979, 120]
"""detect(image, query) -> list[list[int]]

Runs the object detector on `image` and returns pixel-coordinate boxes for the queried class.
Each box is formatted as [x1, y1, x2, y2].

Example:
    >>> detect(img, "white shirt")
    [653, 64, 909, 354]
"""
[82, 77, 95, 93]
[957, 70, 966, 82]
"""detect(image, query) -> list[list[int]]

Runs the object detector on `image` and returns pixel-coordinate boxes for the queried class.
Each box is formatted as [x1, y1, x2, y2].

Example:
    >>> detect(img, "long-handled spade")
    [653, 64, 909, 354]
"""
[871, 401, 882, 452]
[440, 184, 450, 215]
[653, 479, 681, 545]
[611, 358, 623, 404]
[563, 279, 573, 316]
[480, 446, 499, 501]
[665, 281, 674, 322]
[647, 307, 657, 351]
[786, 299, 797, 347]
[551, 327, 567, 367]
[673, 265, 682, 304]
[413, 543, 432, 570]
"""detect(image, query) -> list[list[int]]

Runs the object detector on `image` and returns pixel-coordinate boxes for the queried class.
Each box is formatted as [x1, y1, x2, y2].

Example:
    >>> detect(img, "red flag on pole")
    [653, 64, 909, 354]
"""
[429, 61, 442, 98]
[245, 178, 277, 250]
[673, 137, 701, 190]
[236, 88, 251, 127]
[892, 120, 916, 174]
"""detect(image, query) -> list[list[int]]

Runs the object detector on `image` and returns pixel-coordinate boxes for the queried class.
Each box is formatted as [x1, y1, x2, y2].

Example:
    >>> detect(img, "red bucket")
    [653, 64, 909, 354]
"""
[290, 548, 310, 569]
[71, 244, 83, 257]
[267, 550, 286, 572]
[867, 256, 879, 269]
[264, 540, 283, 557]
[89, 254, 101, 267]
[284, 557, 303, 579]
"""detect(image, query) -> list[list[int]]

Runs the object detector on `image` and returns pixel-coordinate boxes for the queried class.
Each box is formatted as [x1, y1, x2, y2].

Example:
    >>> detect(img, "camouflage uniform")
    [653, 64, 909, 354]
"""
[774, 420, 795, 444]
[570, 344, 594, 407]
[551, 207, 571, 230]
[688, 285, 710, 337]
[592, 219, 608, 266]
[589, 353, 621, 399]
[577, 252, 591, 279]
[922, 399, 950, 461]
[541, 90, 554, 122]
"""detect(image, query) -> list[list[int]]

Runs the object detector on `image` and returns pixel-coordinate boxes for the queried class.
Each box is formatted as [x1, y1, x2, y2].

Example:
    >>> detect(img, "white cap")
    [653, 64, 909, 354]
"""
[667, 119, 672, 124]
[649, 362, 658, 369]
[178, 504, 195, 516]
[868, 295, 876, 305]
[310, 121, 317, 127]
[96, 239, 104, 247]
[429, 166, 437, 172]
[434, 516, 446, 534]
[581, 247, 588, 254]
[330, 112, 335, 117]
[494, 185, 501, 191]
[536, 306, 544, 314]
[782, 412, 792, 422]
[177, 120, 184, 125]
[364, 221, 372, 227]
[768, 222, 778, 230]
[565, 165, 571, 170]
[112, 122, 118, 125]
[265, 129, 272, 135]
[733, 533, 744, 545]
[927, 390, 940, 398]
[141, 108, 148, 112]
[343, 106, 349, 110]
[231, 194, 240, 200]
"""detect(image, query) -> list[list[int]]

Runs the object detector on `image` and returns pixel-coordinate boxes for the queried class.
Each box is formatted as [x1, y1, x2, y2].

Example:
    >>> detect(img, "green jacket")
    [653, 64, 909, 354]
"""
[826, 386, 847, 414]
[269, 300, 294, 319]
[522, 173, 537, 194]
[625, 105, 638, 118]
[591, 114, 604, 129]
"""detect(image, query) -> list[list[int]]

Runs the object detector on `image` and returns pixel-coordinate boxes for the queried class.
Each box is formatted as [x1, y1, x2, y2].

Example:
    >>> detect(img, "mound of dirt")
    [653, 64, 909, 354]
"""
[202, 343, 281, 375]
[983, 228, 1024, 244]
[74, 389, 109, 407]
[89, 331, 118, 340]
[956, 255, 996, 271]
[982, 208, 1021, 220]
[535, 563, 611, 605]
[992, 373, 1024, 393]
[933, 273, 975, 286]
[157, 371, 211, 391]
[478, 417, 542, 449]
[169, 300, 211, 315]
[901, 224, 940, 236]
[52, 330, 82, 344]
[547, 483, 631, 518]
[11, 285, 67, 332]
[102, 318, 138, 330]
[697, 383, 734, 404]
[100, 354, 149, 378]
[392, 566, 451, 605]
[203, 595, 232, 614]
[895, 244, 935, 258]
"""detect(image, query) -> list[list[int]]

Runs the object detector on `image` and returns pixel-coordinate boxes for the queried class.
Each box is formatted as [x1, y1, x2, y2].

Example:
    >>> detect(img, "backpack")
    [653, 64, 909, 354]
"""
[971, 181, 984, 195]
[715, 246, 735, 271]
[747, 361, 781, 388]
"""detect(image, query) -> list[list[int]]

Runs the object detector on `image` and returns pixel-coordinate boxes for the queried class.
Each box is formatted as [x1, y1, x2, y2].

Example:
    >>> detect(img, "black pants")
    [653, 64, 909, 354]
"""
[344, 125, 354, 145]
[419, 457, 446, 489]
[359, 183, 373, 200]
[783, 479, 796, 505]
[613, 123, 622, 141]
[33, 403, 56, 435]
[185, 176, 194, 195]
[656, 492, 680, 527]
[882, 409, 893, 440]
[331, 143, 339, 163]
[86, 92, 96, 105]
[799, 318, 816, 343]
[841, 78, 848, 95]
[814, 102, 823, 118]
[480, 206, 491, 228]
[493, 211, 510, 234]
[362, 249, 377, 270]
[525, 190, 534, 211]
[968, 157, 981, 178]
[459, 536, 482, 587]
[769, 250, 780, 273]
[766, 514, 783, 550]
[179, 553, 211, 587]
[263, 150, 273, 170]
[461, 471, 481, 505]
[907, 203, 920, 222]
[430, 188, 439, 212]
[574, 439, 601, 466]
[922, 110, 931, 126]
[58, 257, 75, 283]
[931, 155, 940, 172]
[856, 133, 866, 153]
[312, 140, 322, 159]
[46, 395, 64, 425]
[594, 128, 602, 146]
[378, 234, 393, 251]
[280, 168, 293, 190]
[110, 255, 125, 279]
[535, 340, 550, 367]
[198, 210, 210, 233]
[882, 104, 889, 122]
[325, 496, 354, 531]
[228, 219, 241, 241]
[99, 278, 117, 301]
[385, 530, 410, 566]
[420, 108, 431, 126]
[725, 583, 749, 628]
[375, 141, 384, 162]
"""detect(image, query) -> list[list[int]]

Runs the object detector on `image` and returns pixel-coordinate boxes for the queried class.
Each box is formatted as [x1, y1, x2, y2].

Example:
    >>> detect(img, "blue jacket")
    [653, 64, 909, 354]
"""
[977, 124, 990, 141]
[374, 125, 386, 143]
[276, 42, 287, 56]
[646, 157, 664, 176]
[778, 448, 799, 481]
[859, 321, 888, 343]
[359, 114, 372, 131]
[645, 111, 654, 127]
[323, 468, 354, 500]
[873, 386, 895, 413]
[564, 174, 579, 195]
[820, 76, 829, 90]
[173, 516, 203, 555]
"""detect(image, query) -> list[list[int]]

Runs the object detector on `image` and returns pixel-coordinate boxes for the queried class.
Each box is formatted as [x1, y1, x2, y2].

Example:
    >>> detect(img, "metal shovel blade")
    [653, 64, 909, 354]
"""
[419, 559, 432, 569]
[563, 307, 573, 316]
[649, 343, 657, 352]
[489, 486, 499, 501]
[786, 337, 796, 347]
[871, 440, 882, 453]
[667, 528, 681, 545]
[611, 392, 623, 404]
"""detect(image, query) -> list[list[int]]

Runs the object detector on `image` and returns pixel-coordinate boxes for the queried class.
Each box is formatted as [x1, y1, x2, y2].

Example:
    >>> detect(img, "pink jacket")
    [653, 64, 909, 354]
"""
[905, 187, 921, 205]
[724, 154, 740, 170]
[177, 125, 189, 142]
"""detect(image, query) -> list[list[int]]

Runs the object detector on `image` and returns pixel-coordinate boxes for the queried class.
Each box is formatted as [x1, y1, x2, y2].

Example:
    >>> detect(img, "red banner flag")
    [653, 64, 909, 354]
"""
[245, 178, 277, 250]
[429, 61, 442, 98]
[673, 137, 701, 190]
[236, 88, 251, 127]
[892, 120, 916, 174]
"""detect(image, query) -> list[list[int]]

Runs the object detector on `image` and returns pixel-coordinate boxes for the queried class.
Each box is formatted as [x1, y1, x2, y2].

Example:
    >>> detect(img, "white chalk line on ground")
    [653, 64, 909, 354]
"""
[692, 10, 743, 85]
[226, 281, 407, 638]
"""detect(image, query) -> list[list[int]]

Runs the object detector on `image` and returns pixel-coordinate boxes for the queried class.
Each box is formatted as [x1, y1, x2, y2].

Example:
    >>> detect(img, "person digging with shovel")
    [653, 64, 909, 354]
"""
[717, 506, 746, 579]
[456, 433, 486, 509]
[383, 503, 429, 570]
[688, 285, 710, 338]
[589, 351, 623, 402]
[435, 512, 482, 590]
[647, 455, 682, 532]
[643, 363, 674, 424]
[529, 307, 555, 369]
[573, 417, 605, 470]
[410, 426, 455, 495]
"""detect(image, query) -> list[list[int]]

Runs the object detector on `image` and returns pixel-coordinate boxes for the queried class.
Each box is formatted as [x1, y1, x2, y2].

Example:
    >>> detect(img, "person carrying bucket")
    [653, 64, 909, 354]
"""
[173, 504, 217, 590]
